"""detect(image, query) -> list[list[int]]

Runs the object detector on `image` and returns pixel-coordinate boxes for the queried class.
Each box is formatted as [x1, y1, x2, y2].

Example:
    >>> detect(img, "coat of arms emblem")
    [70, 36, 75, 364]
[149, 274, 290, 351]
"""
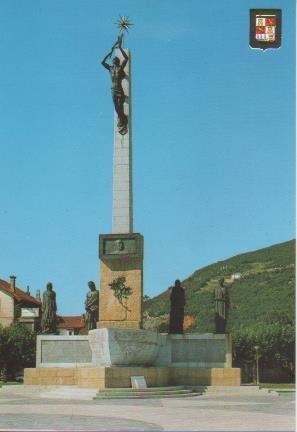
[250, 9, 281, 50]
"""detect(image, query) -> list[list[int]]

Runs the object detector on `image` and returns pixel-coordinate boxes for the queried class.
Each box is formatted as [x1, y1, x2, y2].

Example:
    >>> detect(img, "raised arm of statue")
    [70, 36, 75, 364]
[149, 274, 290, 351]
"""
[101, 36, 124, 70]
[118, 37, 128, 69]
[101, 50, 113, 70]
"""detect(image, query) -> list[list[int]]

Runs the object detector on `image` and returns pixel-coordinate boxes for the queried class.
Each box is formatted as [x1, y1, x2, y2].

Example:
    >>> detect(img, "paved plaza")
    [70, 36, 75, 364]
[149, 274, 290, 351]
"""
[0, 386, 295, 431]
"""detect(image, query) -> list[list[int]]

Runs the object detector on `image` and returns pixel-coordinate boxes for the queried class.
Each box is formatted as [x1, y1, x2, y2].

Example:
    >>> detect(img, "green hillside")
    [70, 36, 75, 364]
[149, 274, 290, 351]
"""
[144, 240, 295, 381]
[144, 239, 295, 329]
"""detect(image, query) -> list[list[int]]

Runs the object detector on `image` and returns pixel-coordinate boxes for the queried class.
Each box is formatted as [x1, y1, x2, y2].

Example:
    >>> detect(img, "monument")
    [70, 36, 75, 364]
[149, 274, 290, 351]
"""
[169, 279, 185, 334]
[214, 278, 230, 334]
[24, 17, 241, 390]
[98, 19, 143, 330]
[85, 281, 99, 331]
[41, 282, 57, 334]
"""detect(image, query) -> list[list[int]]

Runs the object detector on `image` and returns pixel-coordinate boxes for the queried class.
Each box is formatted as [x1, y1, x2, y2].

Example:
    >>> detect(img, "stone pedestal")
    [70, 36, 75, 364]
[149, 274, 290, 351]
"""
[98, 233, 143, 329]
[33, 332, 232, 369]
[24, 366, 241, 388]
[88, 328, 160, 366]
[24, 332, 241, 388]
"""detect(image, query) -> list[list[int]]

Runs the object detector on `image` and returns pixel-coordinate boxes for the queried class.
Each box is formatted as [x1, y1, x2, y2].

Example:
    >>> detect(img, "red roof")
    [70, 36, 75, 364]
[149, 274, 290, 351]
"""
[0, 279, 41, 306]
[57, 315, 85, 329]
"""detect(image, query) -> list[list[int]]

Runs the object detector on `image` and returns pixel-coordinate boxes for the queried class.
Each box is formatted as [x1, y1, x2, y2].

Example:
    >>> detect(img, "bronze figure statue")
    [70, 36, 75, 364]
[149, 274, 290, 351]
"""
[214, 278, 230, 334]
[85, 281, 99, 331]
[169, 279, 186, 334]
[102, 34, 129, 135]
[41, 282, 57, 334]
[116, 239, 125, 252]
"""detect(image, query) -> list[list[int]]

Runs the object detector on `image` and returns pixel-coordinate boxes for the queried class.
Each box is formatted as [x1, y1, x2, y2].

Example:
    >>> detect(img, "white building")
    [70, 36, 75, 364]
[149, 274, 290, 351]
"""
[0, 276, 41, 331]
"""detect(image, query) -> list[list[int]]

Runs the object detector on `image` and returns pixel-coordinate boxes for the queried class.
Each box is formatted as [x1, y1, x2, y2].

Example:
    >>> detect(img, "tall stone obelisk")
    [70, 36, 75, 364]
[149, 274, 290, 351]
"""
[98, 25, 143, 330]
[112, 48, 133, 234]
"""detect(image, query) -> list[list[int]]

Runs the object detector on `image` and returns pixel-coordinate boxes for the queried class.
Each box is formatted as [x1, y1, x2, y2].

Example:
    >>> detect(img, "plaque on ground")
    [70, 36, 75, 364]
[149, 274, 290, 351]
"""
[131, 376, 147, 389]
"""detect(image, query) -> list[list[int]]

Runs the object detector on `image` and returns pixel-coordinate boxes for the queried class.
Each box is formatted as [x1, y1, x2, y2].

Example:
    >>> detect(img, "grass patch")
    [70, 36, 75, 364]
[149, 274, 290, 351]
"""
[0, 381, 23, 386]
[260, 383, 295, 389]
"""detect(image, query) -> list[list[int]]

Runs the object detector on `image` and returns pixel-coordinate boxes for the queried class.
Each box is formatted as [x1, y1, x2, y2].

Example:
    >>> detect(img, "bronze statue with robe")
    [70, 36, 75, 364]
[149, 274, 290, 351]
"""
[169, 279, 186, 334]
[41, 282, 57, 334]
[85, 281, 99, 331]
[214, 278, 230, 334]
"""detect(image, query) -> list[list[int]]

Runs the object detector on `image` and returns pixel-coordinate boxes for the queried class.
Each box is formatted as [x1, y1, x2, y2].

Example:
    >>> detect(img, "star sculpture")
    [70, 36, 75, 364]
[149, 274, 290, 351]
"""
[115, 16, 133, 34]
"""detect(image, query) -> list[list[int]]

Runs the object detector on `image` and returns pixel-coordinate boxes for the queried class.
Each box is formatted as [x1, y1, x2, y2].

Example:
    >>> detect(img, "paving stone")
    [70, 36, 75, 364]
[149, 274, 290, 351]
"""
[0, 385, 294, 431]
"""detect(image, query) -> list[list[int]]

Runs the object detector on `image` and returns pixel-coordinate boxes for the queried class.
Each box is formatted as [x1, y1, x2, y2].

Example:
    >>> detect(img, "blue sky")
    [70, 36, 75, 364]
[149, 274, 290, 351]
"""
[0, 0, 295, 315]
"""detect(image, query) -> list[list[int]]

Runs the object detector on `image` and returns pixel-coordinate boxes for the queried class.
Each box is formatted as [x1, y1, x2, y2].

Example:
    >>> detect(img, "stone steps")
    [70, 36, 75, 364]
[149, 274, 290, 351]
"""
[101, 385, 185, 393]
[94, 386, 201, 399]
[96, 389, 195, 397]
[193, 385, 279, 397]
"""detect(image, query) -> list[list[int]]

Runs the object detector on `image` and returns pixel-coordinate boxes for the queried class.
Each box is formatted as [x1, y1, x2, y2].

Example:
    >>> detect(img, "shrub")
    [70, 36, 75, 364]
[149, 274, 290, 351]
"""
[0, 323, 36, 378]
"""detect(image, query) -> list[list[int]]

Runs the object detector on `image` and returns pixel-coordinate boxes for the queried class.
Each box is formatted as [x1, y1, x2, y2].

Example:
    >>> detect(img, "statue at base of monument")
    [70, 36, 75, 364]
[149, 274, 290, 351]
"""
[101, 34, 129, 136]
[169, 279, 186, 334]
[214, 278, 230, 334]
[41, 282, 57, 334]
[85, 281, 99, 331]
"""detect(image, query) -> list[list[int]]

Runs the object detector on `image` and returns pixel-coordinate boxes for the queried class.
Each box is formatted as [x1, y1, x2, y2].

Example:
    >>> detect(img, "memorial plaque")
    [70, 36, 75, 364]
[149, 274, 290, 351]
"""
[104, 238, 137, 255]
[99, 233, 143, 260]
[40, 340, 92, 364]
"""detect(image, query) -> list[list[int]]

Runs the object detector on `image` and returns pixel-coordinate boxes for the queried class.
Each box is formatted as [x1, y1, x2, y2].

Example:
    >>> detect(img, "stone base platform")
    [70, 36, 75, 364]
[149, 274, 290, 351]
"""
[24, 366, 241, 389]
[35, 331, 232, 369]
[97, 320, 141, 329]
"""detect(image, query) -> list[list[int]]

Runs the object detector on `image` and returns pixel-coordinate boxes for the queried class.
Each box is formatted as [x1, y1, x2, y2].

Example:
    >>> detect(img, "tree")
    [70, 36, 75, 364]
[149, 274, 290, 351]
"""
[232, 321, 295, 382]
[0, 323, 36, 379]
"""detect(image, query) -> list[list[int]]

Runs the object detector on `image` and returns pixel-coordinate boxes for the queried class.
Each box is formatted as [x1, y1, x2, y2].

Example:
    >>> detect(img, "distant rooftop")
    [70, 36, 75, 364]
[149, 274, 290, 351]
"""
[57, 315, 85, 330]
[0, 278, 41, 306]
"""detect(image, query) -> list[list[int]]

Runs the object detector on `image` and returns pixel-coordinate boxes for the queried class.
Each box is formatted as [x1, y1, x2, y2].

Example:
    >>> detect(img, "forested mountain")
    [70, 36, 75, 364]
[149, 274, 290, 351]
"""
[144, 240, 295, 381]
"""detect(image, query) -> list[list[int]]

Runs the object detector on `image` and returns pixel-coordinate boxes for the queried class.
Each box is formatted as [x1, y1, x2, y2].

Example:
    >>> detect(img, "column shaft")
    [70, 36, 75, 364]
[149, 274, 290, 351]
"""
[112, 49, 133, 234]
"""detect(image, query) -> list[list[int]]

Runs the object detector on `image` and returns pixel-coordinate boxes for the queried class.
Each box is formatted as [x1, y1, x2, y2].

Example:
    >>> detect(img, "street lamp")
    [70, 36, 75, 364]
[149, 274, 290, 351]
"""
[254, 345, 260, 385]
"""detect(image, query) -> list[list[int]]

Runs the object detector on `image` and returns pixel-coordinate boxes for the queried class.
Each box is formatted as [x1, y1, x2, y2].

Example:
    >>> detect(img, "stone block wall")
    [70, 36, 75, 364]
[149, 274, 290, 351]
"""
[24, 368, 78, 386]
[170, 367, 241, 386]
[24, 366, 241, 388]
[99, 257, 143, 329]
[76, 368, 105, 389]
[36, 335, 93, 368]
[154, 333, 233, 368]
